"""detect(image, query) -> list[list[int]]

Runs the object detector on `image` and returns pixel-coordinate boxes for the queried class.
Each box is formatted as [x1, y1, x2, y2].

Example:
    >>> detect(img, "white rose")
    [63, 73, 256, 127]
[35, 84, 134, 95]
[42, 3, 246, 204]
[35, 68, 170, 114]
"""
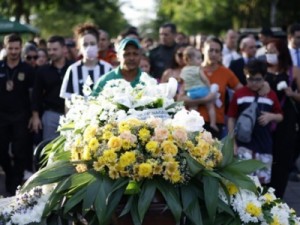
[172, 109, 204, 132]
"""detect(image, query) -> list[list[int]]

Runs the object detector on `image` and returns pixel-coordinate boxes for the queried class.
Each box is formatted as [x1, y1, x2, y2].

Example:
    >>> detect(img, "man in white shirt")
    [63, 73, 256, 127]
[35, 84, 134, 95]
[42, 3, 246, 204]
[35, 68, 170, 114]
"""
[222, 29, 240, 67]
[288, 23, 300, 67]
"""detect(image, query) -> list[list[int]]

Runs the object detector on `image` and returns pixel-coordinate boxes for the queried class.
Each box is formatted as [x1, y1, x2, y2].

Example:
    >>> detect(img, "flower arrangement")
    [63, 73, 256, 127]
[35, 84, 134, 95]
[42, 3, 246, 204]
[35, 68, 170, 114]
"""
[220, 176, 300, 224]
[1, 75, 298, 225]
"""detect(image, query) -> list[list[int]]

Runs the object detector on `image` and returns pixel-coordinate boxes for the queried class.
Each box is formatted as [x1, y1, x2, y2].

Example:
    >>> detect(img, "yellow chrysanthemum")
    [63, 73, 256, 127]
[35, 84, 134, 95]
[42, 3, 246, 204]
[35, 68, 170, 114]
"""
[71, 149, 80, 161]
[107, 136, 122, 151]
[102, 149, 117, 163]
[83, 125, 97, 141]
[119, 151, 136, 168]
[122, 139, 132, 150]
[161, 140, 178, 156]
[82, 146, 92, 160]
[226, 183, 238, 196]
[138, 163, 152, 177]
[93, 161, 104, 171]
[108, 166, 120, 179]
[88, 137, 99, 152]
[152, 163, 163, 175]
[102, 131, 113, 140]
[75, 164, 88, 173]
[138, 128, 151, 142]
[118, 121, 130, 132]
[145, 140, 159, 154]
[170, 170, 182, 183]
[165, 161, 179, 175]
[245, 202, 262, 217]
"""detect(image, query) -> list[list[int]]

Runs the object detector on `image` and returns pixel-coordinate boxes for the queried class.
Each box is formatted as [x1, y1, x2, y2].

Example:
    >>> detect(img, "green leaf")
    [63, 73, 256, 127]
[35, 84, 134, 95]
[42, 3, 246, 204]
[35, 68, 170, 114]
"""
[21, 160, 76, 192]
[130, 196, 142, 225]
[119, 195, 134, 217]
[155, 179, 182, 222]
[203, 176, 218, 225]
[183, 152, 204, 176]
[218, 169, 256, 192]
[138, 180, 156, 222]
[220, 136, 234, 167]
[63, 186, 86, 214]
[82, 179, 100, 213]
[181, 185, 203, 225]
[224, 159, 266, 174]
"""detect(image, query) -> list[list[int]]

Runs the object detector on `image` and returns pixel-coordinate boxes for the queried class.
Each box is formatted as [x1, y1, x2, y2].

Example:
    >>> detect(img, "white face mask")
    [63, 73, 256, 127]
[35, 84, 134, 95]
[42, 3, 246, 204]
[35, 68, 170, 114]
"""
[81, 45, 98, 60]
[266, 53, 278, 65]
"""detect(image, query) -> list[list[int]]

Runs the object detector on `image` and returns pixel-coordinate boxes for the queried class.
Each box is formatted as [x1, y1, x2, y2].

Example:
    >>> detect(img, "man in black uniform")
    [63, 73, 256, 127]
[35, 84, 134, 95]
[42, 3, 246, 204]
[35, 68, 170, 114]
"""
[0, 34, 34, 195]
[149, 23, 178, 80]
[29, 36, 71, 141]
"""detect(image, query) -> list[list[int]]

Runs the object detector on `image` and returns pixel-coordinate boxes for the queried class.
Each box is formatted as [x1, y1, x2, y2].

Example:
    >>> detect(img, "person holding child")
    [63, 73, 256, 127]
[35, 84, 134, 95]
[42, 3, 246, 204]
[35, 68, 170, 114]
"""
[180, 46, 219, 131]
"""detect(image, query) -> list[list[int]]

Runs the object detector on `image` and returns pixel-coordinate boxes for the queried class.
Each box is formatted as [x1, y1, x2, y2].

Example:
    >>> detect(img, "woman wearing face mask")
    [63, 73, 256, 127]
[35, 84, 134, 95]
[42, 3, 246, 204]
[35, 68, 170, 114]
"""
[60, 23, 112, 100]
[264, 39, 300, 198]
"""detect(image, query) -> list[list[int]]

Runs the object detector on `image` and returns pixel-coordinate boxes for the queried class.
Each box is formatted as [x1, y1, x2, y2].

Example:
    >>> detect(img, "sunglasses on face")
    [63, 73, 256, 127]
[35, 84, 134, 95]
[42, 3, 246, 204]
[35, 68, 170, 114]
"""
[26, 55, 38, 61]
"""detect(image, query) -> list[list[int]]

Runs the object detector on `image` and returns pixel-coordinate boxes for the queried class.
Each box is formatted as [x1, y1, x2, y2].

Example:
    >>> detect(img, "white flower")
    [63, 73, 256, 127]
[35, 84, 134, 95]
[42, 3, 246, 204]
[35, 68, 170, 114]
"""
[277, 81, 288, 91]
[171, 109, 204, 132]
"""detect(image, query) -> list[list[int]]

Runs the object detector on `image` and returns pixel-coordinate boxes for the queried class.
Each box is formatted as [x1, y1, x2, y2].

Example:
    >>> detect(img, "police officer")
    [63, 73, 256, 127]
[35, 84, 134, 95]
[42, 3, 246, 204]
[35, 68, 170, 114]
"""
[0, 33, 34, 195]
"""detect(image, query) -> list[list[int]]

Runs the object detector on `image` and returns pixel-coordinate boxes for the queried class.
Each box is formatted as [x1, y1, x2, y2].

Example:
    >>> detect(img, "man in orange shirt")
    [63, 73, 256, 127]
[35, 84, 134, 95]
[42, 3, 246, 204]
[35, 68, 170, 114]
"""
[98, 29, 118, 67]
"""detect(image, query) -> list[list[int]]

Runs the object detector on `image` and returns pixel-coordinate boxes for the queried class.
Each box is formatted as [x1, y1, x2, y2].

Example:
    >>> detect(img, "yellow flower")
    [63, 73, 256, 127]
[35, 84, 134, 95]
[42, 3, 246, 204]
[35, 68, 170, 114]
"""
[170, 170, 182, 183]
[102, 149, 117, 163]
[226, 183, 238, 195]
[270, 216, 280, 225]
[107, 136, 122, 151]
[93, 161, 104, 171]
[161, 140, 178, 156]
[118, 121, 130, 132]
[119, 151, 136, 168]
[108, 166, 120, 179]
[82, 146, 92, 160]
[102, 131, 113, 140]
[264, 193, 275, 203]
[152, 163, 163, 175]
[122, 139, 132, 150]
[138, 163, 152, 177]
[83, 125, 97, 141]
[165, 161, 179, 175]
[145, 141, 159, 154]
[88, 137, 99, 152]
[76, 164, 88, 173]
[138, 128, 151, 142]
[245, 202, 262, 217]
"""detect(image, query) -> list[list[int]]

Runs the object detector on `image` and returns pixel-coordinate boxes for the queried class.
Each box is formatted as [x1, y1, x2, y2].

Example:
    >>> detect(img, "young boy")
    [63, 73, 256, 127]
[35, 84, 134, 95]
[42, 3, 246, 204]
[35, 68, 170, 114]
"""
[180, 46, 219, 131]
[227, 59, 283, 184]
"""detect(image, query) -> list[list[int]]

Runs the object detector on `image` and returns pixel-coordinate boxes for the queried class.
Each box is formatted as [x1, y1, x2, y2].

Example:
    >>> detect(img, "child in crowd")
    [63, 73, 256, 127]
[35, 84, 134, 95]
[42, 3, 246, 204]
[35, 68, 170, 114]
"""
[139, 55, 151, 74]
[227, 59, 283, 184]
[180, 46, 219, 131]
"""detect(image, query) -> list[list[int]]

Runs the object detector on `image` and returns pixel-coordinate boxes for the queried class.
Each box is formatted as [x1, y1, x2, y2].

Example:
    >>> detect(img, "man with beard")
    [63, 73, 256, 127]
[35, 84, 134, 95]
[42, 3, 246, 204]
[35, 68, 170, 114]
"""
[29, 36, 72, 141]
[92, 37, 146, 95]
[0, 34, 34, 195]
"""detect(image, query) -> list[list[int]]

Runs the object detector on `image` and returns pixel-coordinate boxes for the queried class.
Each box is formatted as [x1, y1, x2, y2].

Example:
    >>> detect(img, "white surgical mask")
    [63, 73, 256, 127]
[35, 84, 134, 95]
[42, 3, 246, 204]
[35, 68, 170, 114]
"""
[81, 45, 98, 60]
[266, 53, 278, 65]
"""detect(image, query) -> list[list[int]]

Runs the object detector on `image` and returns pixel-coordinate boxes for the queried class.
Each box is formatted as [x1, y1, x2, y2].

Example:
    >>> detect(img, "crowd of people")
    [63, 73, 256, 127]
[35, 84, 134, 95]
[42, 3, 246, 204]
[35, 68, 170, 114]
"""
[1, 21, 300, 199]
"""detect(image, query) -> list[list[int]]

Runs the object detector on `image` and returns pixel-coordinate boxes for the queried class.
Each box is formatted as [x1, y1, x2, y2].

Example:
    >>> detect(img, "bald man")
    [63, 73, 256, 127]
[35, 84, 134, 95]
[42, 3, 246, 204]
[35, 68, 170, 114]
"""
[229, 36, 257, 85]
[222, 29, 241, 67]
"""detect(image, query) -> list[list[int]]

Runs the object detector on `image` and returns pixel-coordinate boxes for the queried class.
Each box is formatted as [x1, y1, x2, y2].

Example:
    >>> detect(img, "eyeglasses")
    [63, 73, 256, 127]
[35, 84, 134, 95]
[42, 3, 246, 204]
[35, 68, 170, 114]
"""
[247, 77, 264, 82]
[26, 55, 38, 61]
[176, 52, 183, 58]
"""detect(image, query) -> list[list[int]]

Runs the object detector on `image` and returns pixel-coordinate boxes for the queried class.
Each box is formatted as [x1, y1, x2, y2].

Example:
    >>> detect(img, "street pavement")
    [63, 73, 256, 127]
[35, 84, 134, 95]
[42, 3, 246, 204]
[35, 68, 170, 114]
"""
[0, 167, 300, 216]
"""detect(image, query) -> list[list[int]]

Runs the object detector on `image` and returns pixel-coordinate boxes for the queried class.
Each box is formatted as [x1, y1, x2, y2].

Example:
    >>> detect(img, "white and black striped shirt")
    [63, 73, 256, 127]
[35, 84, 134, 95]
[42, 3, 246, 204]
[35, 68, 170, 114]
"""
[60, 60, 112, 99]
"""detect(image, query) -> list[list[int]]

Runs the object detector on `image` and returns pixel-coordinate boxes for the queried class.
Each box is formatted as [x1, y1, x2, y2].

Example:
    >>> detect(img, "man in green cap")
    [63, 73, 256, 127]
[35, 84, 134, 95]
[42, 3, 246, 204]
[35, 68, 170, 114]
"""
[92, 37, 144, 96]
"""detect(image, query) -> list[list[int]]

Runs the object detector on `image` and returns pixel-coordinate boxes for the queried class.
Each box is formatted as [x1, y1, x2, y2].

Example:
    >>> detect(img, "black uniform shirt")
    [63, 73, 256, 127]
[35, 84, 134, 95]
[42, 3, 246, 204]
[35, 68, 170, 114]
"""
[31, 61, 71, 114]
[0, 60, 34, 113]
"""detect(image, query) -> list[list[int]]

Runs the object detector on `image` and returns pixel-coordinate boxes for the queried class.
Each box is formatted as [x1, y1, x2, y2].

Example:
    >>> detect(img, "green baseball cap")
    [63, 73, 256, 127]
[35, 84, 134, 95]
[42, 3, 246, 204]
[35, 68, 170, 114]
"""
[117, 37, 141, 53]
